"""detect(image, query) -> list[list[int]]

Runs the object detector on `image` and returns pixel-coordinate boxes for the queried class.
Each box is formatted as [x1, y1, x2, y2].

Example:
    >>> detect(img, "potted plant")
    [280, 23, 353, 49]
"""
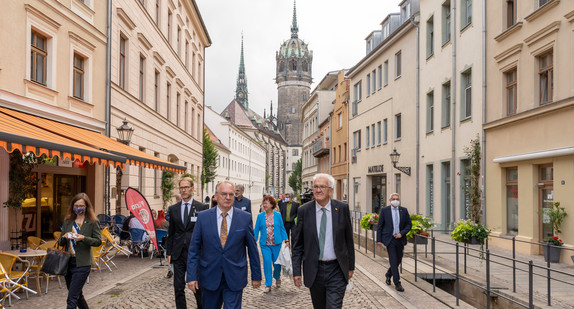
[360, 213, 379, 230]
[542, 201, 567, 263]
[451, 220, 489, 245]
[407, 214, 433, 244]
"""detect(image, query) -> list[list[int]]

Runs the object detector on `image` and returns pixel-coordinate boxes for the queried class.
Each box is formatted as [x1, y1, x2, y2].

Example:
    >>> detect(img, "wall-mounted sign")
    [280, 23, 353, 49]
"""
[367, 165, 384, 174]
[58, 157, 73, 167]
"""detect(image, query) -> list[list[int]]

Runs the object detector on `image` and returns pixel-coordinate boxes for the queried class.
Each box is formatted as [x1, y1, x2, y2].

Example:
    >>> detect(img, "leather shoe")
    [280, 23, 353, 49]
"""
[385, 275, 391, 285]
[395, 284, 405, 292]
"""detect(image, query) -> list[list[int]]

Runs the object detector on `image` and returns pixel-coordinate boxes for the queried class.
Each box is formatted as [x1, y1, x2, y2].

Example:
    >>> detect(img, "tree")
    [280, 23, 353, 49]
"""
[463, 136, 482, 224]
[288, 158, 302, 197]
[202, 128, 218, 193]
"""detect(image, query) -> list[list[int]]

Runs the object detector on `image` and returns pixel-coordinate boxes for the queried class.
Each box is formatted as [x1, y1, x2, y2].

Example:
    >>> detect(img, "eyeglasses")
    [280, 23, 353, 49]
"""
[219, 193, 234, 198]
[179, 186, 192, 191]
[313, 185, 330, 191]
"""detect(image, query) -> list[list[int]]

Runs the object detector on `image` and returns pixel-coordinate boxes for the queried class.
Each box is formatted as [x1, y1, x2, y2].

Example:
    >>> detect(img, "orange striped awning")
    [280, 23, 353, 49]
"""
[0, 107, 185, 172]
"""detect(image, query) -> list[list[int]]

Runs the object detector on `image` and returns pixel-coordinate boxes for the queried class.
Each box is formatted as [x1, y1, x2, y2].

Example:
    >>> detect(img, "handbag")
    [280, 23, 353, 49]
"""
[41, 245, 71, 276]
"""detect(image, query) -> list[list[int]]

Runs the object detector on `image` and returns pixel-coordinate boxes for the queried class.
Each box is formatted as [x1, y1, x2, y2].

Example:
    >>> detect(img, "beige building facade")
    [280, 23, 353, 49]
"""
[485, 0, 574, 259]
[331, 70, 350, 202]
[348, 0, 418, 216]
[109, 0, 210, 213]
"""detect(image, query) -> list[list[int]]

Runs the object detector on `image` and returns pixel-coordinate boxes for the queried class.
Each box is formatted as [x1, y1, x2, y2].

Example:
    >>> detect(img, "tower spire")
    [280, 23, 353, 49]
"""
[235, 33, 248, 109]
[291, 0, 298, 38]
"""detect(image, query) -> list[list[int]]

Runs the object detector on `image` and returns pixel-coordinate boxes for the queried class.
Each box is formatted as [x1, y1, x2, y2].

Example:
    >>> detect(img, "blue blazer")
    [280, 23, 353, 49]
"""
[376, 205, 412, 246]
[186, 207, 262, 291]
[254, 211, 288, 246]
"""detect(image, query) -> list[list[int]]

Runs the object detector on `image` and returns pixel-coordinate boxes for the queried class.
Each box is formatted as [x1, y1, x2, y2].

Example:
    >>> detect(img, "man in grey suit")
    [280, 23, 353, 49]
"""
[292, 173, 355, 309]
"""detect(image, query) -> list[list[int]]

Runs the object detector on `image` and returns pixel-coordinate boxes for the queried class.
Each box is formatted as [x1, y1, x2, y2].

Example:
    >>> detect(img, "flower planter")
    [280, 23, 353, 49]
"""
[542, 243, 562, 263]
[408, 236, 428, 245]
[462, 237, 483, 245]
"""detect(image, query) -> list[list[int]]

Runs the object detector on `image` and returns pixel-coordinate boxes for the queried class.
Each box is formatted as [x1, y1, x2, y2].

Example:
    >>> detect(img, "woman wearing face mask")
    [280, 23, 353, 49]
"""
[58, 193, 102, 309]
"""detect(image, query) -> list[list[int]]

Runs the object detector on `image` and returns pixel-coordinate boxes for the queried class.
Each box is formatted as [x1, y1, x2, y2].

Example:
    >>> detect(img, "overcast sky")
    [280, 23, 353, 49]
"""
[195, 0, 400, 116]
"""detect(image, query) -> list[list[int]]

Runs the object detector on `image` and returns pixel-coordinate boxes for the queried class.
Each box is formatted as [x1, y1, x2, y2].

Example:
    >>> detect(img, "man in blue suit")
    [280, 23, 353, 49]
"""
[187, 181, 262, 308]
[376, 193, 411, 292]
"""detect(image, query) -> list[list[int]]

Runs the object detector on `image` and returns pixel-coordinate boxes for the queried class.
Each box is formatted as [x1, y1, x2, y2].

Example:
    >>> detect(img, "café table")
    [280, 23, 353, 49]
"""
[3, 249, 47, 296]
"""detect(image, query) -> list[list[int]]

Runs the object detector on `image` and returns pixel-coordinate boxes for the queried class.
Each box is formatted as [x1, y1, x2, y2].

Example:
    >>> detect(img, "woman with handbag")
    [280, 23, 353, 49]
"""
[58, 193, 101, 309]
[254, 195, 289, 293]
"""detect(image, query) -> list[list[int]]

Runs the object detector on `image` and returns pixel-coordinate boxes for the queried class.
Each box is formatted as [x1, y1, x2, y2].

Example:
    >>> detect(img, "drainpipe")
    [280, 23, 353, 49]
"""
[104, 0, 112, 215]
[451, 1, 457, 228]
[409, 13, 420, 215]
[481, 0, 487, 225]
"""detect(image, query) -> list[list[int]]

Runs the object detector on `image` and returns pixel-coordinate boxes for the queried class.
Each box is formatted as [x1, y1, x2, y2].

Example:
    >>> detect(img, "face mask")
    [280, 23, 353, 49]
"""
[284, 198, 290, 202]
[390, 200, 400, 207]
[74, 206, 86, 215]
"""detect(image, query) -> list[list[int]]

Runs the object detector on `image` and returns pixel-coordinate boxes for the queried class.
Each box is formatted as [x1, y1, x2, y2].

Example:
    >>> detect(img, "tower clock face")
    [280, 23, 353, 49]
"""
[238, 92, 244, 98]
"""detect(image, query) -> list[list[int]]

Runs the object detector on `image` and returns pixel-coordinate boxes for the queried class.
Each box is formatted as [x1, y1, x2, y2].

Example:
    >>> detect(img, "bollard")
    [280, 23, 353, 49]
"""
[512, 237, 516, 293]
[486, 249, 491, 309]
[432, 236, 436, 293]
[529, 261, 533, 309]
[456, 243, 460, 306]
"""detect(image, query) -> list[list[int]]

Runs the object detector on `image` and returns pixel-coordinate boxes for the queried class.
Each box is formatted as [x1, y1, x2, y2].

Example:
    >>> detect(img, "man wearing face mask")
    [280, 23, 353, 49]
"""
[376, 193, 411, 292]
[278, 193, 299, 242]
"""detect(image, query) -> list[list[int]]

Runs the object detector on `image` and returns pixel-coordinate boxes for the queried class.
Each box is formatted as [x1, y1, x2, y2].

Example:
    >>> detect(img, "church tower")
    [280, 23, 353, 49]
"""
[236, 35, 248, 109]
[276, 1, 312, 146]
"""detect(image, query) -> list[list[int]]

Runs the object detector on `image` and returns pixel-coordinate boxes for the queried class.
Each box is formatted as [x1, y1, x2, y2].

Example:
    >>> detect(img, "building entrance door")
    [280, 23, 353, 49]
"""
[45, 175, 85, 238]
[538, 164, 554, 246]
[371, 175, 386, 214]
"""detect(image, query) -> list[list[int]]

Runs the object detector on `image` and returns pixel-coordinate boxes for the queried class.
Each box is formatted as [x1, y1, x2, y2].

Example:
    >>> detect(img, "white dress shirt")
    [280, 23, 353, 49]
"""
[217, 206, 233, 237]
[315, 200, 336, 261]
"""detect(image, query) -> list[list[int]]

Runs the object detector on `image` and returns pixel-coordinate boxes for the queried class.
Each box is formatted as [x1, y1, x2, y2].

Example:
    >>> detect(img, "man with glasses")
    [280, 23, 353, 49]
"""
[292, 173, 355, 309]
[166, 177, 207, 309]
[187, 180, 261, 308]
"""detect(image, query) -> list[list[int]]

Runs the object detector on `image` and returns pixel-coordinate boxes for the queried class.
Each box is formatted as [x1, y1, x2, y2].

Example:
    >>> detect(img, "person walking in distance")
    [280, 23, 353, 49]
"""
[278, 193, 299, 242]
[166, 177, 207, 309]
[233, 184, 251, 213]
[187, 181, 261, 308]
[376, 193, 412, 292]
[292, 173, 355, 309]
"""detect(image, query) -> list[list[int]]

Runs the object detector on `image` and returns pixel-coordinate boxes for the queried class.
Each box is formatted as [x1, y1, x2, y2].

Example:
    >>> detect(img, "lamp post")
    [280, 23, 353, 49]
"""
[389, 148, 411, 176]
[115, 119, 133, 214]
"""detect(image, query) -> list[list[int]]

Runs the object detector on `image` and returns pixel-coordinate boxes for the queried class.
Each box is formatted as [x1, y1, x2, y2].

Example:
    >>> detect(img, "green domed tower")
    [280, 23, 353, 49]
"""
[275, 0, 312, 147]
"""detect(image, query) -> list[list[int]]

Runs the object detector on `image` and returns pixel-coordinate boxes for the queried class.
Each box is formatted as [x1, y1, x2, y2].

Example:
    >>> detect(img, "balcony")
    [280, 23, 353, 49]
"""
[312, 139, 329, 157]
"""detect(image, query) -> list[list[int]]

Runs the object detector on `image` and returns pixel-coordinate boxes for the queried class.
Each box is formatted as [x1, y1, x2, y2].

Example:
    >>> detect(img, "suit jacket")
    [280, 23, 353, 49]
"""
[254, 211, 288, 246]
[186, 207, 262, 291]
[58, 219, 102, 267]
[292, 199, 355, 288]
[278, 200, 299, 224]
[376, 205, 412, 246]
[166, 199, 207, 261]
[233, 196, 252, 213]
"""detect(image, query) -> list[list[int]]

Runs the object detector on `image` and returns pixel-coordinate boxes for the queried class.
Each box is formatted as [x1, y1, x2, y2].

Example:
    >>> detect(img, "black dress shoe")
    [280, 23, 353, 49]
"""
[385, 275, 391, 285]
[395, 284, 405, 292]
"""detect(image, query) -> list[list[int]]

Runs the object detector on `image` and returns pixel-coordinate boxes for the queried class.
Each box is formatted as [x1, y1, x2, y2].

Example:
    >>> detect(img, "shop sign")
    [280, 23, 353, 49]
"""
[367, 164, 384, 174]
[59, 157, 72, 167]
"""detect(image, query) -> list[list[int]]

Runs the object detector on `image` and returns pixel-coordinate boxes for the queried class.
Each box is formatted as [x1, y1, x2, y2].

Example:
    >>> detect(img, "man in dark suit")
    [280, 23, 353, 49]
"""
[278, 192, 299, 241]
[233, 184, 251, 213]
[187, 181, 261, 308]
[376, 193, 412, 292]
[166, 177, 207, 309]
[292, 173, 355, 309]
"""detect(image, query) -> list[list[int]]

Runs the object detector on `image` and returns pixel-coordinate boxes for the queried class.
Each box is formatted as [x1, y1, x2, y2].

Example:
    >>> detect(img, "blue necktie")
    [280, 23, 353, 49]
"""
[319, 208, 327, 260]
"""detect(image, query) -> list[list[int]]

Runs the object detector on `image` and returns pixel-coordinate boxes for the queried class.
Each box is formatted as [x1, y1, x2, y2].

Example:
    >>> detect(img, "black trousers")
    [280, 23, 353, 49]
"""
[64, 257, 91, 309]
[385, 238, 405, 285]
[284, 221, 295, 241]
[309, 262, 347, 309]
[173, 247, 202, 309]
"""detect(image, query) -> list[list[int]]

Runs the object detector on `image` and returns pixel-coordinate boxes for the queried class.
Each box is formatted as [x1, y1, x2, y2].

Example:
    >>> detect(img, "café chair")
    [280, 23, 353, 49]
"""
[27, 236, 45, 250]
[0, 252, 36, 306]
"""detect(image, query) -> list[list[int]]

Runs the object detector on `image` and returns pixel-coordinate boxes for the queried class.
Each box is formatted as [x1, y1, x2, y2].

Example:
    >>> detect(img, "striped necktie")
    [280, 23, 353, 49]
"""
[220, 212, 228, 248]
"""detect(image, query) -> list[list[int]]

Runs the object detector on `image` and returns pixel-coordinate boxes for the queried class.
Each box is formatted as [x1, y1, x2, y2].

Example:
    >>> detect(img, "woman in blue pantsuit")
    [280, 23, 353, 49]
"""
[254, 195, 289, 293]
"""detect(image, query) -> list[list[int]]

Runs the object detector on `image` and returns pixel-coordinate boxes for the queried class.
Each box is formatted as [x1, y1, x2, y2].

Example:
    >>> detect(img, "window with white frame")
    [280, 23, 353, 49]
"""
[371, 69, 376, 94]
[73, 53, 85, 100]
[376, 121, 381, 145]
[366, 74, 371, 95]
[383, 118, 388, 144]
[539, 51, 553, 105]
[166, 82, 171, 120]
[31, 30, 48, 85]
[154, 70, 160, 111]
[461, 0, 472, 28]
[395, 51, 402, 78]
[395, 114, 402, 140]
[366, 126, 370, 148]
[384, 60, 389, 86]
[377, 65, 382, 89]
[442, 1, 451, 45]
[119, 34, 127, 89]
[427, 91, 434, 133]
[462, 69, 472, 119]
[506, 68, 517, 115]
[338, 113, 342, 128]
[353, 130, 361, 150]
[139, 55, 145, 102]
[371, 124, 375, 146]
[442, 81, 451, 127]
[427, 16, 434, 58]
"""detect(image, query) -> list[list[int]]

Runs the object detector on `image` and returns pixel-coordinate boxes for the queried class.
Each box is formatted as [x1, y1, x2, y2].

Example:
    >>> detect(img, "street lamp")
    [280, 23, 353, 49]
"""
[389, 148, 411, 176]
[115, 119, 134, 214]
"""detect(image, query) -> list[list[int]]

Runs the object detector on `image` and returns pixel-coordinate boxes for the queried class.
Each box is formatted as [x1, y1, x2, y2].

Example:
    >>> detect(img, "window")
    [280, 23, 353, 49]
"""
[119, 35, 127, 89]
[377, 65, 382, 89]
[395, 173, 401, 196]
[427, 91, 434, 133]
[506, 0, 516, 29]
[352, 81, 362, 115]
[442, 1, 451, 45]
[290, 108, 296, 114]
[506, 69, 517, 115]
[176, 92, 181, 126]
[395, 51, 402, 78]
[371, 69, 376, 94]
[366, 126, 370, 148]
[376, 121, 381, 145]
[539, 52, 553, 105]
[185, 100, 189, 132]
[139, 55, 145, 102]
[344, 143, 347, 161]
[366, 74, 371, 95]
[166, 82, 171, 120]
[191, 107, 195, 137]
[395, 114, 402, 140]
[185, 40, 189, 68]
[154, 70, 159, 111]
[338, 113, 342, 128]
[426, 164, 434, 217]
[462, 69, 472, 119]
[461, 0, 472, 28]
[292, 149, 299, 156]
[371, 124, 375, 146]
[460, 159, 471, 219]
[442, 81, 451, 127]
[506, 168, 518, 234]
[427, 16, 434, 58]
[167, 10, 172, 43]
[338, 146, 341, 163]
[383, 118, 388, 144]
[73, 53, 85, 99]
[177, 26, 181, 56]
[31, 30, 47, 85]
[537, 0, 551, 8]
[197, 113, 201, 139]
[401, 1, 411, 21]
[384, 60, 389, 86]
[353, 130, 361, 150]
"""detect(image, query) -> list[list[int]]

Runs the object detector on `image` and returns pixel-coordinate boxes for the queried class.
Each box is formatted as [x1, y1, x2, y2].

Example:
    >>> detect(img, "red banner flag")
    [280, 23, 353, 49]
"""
[124, 187, 158, 251]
